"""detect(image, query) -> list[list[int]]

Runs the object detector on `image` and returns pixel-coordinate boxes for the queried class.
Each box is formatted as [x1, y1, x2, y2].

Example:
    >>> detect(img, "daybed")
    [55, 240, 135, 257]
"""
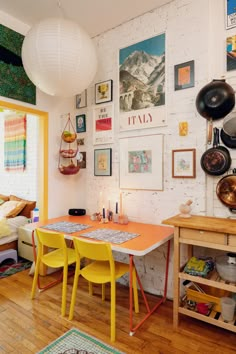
[0, 194, 36, 252]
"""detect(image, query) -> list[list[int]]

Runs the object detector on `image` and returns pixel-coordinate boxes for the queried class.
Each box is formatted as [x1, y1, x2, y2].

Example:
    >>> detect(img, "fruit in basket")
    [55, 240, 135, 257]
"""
[62, 130, 77, 142]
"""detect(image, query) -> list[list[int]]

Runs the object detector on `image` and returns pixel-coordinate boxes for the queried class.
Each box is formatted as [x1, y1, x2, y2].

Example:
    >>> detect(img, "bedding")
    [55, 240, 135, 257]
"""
[0, 194, 36, 251]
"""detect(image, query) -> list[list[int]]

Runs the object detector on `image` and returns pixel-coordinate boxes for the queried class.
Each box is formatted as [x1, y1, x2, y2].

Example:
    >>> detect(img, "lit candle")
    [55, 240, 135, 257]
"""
[115, 202, 118, 214]
[102, 206, 105, 219]
[120, 192, 123, 216]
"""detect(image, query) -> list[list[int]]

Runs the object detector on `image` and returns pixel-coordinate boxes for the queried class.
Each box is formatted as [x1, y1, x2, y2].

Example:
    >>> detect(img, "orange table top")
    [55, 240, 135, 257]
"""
[33, 215, 174, 256]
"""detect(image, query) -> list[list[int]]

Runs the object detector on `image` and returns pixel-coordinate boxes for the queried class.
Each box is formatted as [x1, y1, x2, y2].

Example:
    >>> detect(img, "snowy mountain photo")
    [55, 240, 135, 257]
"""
[119, 34, 165, 113]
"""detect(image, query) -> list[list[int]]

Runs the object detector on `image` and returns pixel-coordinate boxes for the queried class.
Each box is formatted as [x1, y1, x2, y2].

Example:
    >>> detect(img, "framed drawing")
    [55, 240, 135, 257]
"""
[93, 103, 114, 145]
[172, 149, 196, 178]
[225, 0, 236, 29]
[94, 148, 112, 176]
[119, 33, 166, 131]
[76, 90, 87, 108]
[174, 60, 194, 90]
[76, 114, 86, 133]
[95, 80, 113, 104]
[119, 135, 163, 190]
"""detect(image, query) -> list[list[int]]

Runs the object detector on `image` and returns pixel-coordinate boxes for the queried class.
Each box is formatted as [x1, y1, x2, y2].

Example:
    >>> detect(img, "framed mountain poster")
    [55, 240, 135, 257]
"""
[119, 33, 166, 132]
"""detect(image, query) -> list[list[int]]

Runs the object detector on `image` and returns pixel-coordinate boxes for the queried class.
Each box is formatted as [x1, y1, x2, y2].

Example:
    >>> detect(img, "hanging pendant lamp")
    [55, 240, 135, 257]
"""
[21, 2, 97, 97]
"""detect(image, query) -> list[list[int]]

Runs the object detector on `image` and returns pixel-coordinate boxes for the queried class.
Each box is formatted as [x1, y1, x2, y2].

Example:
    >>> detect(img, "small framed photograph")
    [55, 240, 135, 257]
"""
[77, 151, 86, 169]
[94, 148, 112, 176]
[172, 149, 196, 178]
[225, 0, 236, 29]
[76, 90, 87, 109]
[76, 114, 86, 133]
[174, 60, 194, 90]
[95, 80, 113, 104]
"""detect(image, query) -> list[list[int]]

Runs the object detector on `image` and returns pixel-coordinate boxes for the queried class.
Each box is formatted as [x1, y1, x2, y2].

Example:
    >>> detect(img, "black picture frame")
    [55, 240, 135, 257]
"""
[174, 60, 194, 90]
[95, 80, 113, 104]
[76, 114, 86, 133]
[94, 148, 112, 176]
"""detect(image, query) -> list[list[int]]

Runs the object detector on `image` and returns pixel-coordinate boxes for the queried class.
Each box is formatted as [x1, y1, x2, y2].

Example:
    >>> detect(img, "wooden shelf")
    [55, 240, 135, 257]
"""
[179, 270, 236, 293]
[179, 306, 236, 333]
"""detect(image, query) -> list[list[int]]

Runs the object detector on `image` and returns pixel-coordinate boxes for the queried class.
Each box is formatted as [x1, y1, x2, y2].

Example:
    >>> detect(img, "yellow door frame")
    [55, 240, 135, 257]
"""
[0, 99, 48, 220]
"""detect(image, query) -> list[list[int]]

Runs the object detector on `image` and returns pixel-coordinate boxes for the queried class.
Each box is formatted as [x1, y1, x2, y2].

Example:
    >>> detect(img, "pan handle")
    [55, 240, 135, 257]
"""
[207, 119, 213, 145]
[212, 127, 219, 148]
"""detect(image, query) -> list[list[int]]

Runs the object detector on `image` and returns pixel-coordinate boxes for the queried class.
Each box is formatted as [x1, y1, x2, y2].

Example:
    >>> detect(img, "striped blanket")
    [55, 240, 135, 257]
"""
[4, 114, 27, 171]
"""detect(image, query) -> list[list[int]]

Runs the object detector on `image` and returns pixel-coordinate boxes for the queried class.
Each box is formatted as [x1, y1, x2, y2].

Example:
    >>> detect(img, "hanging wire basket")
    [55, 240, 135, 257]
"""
[58, 162, 80, 175]
[58, 113, 80, 175]
[60, 148, 78, 158]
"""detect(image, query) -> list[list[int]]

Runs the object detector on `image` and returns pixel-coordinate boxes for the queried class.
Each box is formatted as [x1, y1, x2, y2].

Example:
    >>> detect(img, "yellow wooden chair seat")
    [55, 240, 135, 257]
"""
[31, 228, 76, 317]
[69, 238, 139, 342]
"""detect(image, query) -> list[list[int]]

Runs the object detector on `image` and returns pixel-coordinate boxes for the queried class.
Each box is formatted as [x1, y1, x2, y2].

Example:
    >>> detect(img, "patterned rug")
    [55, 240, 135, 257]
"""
[0, 256, 32, 278]
[37, 328, 126, 354]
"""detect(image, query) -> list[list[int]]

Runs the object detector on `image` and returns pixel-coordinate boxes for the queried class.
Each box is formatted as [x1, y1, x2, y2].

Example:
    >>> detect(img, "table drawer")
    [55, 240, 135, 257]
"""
[228, 235, 236, 246]
[180, 228, 227, 244]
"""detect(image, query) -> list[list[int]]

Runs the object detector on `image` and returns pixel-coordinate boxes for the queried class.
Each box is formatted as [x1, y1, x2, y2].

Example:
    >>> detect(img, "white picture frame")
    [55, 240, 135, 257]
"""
[119, 134, 163, 190]
[93, 103, 114, 145]
[225, 0, 236, 29]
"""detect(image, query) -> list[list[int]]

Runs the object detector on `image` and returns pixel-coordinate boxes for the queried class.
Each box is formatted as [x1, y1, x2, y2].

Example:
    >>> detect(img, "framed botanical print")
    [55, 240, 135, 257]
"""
[172, 149, 196, 178]
[94, 148, 112, 176]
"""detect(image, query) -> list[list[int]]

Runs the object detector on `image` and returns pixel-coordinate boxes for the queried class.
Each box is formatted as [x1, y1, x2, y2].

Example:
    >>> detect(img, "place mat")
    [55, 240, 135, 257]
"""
[81, 228, 140, 244]
[41, 221, 91, 234]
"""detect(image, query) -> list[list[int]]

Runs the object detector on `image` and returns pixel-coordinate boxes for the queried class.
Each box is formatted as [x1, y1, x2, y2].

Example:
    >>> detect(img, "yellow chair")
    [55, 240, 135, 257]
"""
[69, 238, 139, 342]
[31, 228, 76, 316]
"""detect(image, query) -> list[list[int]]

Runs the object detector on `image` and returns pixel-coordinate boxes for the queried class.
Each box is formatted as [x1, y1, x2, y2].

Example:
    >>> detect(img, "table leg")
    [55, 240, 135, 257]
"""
[129, 240, 171, 335]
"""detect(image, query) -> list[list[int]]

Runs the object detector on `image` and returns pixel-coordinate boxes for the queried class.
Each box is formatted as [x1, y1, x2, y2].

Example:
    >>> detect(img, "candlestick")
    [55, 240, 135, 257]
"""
[120, 192, 123, 216]
[102, 207, 105, 219]
[115, 202, 118, 214]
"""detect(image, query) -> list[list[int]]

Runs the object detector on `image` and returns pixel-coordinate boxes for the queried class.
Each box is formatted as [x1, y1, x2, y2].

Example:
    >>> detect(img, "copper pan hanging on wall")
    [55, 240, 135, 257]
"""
[216, 169, 236, 211]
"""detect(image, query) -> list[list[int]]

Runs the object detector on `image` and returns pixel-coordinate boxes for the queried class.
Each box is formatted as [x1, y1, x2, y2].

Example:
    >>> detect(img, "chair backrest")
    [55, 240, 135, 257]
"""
[73, 238, 113, 262]
[35, 228, 66, 250]
[73, 238, 116, 278]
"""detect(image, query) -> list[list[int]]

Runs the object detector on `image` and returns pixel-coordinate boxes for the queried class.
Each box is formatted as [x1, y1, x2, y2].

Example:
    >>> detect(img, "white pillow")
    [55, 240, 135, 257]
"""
[0, 217, 11, 238]
[0, 200, 26, 218]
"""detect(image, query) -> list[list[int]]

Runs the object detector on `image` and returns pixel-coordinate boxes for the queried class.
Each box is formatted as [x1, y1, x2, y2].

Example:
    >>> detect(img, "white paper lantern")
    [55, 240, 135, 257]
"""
[22, 17, 97, 97]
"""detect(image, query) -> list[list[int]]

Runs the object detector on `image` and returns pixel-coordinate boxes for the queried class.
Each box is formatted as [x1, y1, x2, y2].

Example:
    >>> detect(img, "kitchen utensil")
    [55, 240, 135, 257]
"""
[222, 111, 236, 137]
[196, 79, 235, 120]
[215, 253, 236, 282]
[220, 128, 236, 149]
[216, 169, 236, 210]
[201, 127, 231, 176]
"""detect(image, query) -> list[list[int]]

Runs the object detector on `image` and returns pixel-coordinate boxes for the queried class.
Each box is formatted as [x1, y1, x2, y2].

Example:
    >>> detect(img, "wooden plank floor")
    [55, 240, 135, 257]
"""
[0, 269, 235, 354]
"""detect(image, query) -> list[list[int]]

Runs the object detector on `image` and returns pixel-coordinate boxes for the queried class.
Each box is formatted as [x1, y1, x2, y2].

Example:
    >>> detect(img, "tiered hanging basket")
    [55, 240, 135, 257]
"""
[58, 113, 80, 175]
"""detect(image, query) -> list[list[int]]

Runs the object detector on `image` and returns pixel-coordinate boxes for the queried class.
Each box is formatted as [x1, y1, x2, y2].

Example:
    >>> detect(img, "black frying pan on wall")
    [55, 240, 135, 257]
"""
[201, 128, 231, 176]
[221, 128, 236, 149]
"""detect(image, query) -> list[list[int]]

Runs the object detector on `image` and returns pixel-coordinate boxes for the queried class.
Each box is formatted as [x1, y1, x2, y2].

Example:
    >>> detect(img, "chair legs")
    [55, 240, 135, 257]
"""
[69, 262, 80, 320]
[132, 267, 139, 313]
